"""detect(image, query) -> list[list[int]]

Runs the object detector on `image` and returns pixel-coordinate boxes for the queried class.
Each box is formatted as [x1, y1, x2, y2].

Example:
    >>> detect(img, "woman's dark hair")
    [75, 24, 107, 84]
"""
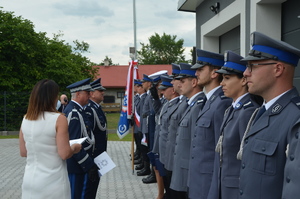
[250, 94, 264, 106]
[25, 79, 59, 120]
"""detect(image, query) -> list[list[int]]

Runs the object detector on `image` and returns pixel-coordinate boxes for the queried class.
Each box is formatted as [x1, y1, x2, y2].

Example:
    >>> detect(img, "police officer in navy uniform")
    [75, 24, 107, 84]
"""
[237, 31, 300, 199]
[133, 79, 143, 161]
[135, 79, 147, 171]
[84, 78, 107, 199]
[188, 49, 232, 199]
[170, 63, 206, 199]
[63, 78, 98, 199]
[142, 71, 168, 184]
[137, 74, 153, 176]
[212, 51, 262, 199]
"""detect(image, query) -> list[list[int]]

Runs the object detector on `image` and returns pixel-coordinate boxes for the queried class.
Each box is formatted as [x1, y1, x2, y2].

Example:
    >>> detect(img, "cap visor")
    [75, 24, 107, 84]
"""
[191, 63, 205, 69]
[241, 55, 268, 62]
[215, 68, 233, 75]
[158, 85, 172, 90]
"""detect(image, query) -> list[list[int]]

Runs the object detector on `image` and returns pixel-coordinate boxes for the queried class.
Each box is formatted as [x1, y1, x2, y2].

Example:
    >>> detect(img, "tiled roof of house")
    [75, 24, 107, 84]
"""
[94, 64, 172, 88]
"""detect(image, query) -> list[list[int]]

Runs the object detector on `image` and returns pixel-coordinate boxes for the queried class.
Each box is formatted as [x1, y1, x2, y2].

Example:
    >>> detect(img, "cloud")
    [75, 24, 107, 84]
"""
[53, 1, 114, 18]
[1, 0, 196, 65]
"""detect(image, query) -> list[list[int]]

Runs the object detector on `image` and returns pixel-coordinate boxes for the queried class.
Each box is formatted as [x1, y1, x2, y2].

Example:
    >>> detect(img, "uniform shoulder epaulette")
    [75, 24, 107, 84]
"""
[242, 100, 254, 109]
[291, 96, 300, 109]
[219, 93, 230, 100]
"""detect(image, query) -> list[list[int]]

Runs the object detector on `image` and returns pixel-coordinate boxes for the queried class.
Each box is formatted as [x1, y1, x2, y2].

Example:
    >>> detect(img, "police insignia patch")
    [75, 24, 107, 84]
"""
[272, 103, 282, 114]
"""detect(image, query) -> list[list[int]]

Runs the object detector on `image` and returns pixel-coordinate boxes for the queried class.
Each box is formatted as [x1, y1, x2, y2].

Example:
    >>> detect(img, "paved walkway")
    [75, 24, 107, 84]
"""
[0, 139, 157, 199]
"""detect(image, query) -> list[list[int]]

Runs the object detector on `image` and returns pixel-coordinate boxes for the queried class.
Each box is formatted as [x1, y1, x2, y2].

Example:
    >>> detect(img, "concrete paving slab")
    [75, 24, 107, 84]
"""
[0, 139, 157, 199]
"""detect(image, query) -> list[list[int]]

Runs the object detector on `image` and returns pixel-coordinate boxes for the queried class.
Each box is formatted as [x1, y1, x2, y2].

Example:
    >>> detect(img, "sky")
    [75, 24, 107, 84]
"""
[1, 0, 196, 65]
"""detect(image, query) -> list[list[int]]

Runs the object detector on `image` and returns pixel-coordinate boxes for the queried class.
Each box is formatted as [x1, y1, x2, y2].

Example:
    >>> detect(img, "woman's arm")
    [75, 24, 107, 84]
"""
[56, 114, 81, 160]
[19, 129, 27, 157]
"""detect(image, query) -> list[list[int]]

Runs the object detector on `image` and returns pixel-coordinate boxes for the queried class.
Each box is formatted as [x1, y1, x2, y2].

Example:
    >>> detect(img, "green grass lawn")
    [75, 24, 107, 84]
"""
[0, 112, 133, 141]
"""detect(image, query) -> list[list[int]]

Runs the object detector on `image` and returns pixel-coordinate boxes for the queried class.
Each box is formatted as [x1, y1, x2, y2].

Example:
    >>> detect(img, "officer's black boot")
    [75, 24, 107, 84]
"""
[134, 148, 140, 159]
[135, 156, 144, 170]
[134, 153, 140, 160]
[142, 166, 157, 184]
[135, 162, 144, 170]
[137, 161, 151, 176]
[134, 157, 142, 165]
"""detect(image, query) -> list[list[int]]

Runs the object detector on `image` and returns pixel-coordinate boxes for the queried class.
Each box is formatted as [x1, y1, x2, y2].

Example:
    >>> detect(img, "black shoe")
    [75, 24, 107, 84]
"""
[135, 163, 144, 170]
[142, 173, 157, 184]
[137, 167, 151, 176]
[134, 154, 140, 160]
[134, 158, 142, 165]
[134, 150, 139, 156]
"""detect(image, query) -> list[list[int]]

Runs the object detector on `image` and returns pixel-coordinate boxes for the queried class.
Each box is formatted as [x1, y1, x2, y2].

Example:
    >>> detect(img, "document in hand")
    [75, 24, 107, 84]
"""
[94, 151, 116, 176]
[69, 137, 88, 145]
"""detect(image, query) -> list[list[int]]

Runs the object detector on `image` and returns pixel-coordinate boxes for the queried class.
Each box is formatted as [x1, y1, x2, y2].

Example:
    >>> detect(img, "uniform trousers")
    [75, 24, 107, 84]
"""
[169, 188, 188, 199]
[163, 169, 172, 199]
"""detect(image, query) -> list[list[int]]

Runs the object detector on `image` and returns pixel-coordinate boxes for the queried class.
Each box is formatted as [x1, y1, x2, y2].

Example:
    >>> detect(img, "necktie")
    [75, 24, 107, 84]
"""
[254, 105, 266, 123]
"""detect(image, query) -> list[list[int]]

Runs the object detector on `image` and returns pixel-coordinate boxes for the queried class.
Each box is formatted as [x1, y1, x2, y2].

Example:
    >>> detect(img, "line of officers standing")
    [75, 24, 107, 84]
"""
[132, 31, 300, 199]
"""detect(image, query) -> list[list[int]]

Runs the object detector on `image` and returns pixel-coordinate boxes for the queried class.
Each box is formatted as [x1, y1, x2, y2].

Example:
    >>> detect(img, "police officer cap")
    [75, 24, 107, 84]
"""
[141, 74, 152, 83]
[216, 50, 247, 75]
[170, 63, 181, 78]
[149, 70, 168, 82]
[67, 78, 93, 93]
[175, 63, 196, 79]
[242, 31, 300, 66]
[134, 79, 142, 86]
[191, 49, 224, 69]
[158, 74, 173, 90]
[90, 78, 106, 91]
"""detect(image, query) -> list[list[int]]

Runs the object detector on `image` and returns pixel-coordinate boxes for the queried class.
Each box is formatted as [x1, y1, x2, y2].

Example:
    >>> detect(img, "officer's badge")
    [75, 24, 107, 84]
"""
[272, 103, 282, 114]
[235, 102, 242, 109]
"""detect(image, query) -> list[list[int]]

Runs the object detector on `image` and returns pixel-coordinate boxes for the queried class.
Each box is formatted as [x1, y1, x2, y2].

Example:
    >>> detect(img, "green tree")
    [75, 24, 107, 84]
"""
[137, 32, 186, 64]
[0, 9, 98, 131]
[0, 9, 98, 92]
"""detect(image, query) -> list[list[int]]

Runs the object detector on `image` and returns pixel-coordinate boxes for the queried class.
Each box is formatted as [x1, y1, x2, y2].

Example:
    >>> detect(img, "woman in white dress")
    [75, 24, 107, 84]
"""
[19, 79, 82, 199]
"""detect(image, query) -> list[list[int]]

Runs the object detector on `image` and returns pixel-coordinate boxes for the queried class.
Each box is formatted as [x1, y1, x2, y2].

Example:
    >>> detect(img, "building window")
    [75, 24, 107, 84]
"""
[103, 96, 115, 103]
[117, 91, 125, 98]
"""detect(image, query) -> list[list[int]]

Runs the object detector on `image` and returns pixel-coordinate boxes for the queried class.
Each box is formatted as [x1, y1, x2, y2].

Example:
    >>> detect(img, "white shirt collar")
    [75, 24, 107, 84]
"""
[188, 91, 204, 105]
[205, 86, 221, 100]
[232, 93, 249, 108]
[264, 89, 290, 110]
[71, 100, 84, 109]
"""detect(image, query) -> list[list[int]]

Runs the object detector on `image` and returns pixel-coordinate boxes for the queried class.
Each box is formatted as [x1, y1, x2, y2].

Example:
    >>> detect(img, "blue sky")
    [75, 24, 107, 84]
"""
[1, 0, 196, 65]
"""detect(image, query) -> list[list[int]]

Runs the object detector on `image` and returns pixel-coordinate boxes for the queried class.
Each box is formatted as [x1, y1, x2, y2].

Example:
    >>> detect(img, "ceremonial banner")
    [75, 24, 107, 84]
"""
[133, 64, 140, 127]
[117, 60, 138, 139]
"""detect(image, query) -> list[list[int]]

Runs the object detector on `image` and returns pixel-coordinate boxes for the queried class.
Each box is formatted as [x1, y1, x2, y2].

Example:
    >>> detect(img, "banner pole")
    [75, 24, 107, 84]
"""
[131, 126, 135, 174]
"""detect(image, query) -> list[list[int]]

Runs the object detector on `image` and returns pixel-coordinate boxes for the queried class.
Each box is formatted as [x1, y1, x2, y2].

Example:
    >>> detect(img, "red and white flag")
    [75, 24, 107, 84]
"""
[117, 60, 138, 139]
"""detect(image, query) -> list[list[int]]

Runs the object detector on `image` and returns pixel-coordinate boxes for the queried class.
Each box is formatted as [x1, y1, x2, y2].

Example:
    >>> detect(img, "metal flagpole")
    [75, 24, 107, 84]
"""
[133, 0, 137, 60]
[130, 0, 137, 175]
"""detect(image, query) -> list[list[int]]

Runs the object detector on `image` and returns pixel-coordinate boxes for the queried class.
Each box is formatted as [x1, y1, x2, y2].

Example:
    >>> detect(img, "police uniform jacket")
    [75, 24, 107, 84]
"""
[133, 94, 141, 134]
[239, 88, 300, 199]
[152, 98, 167, 153]
[188, 87, 231, 199]
[164, 96, 188, 171]
[141, 92, 151, 134]
[63, 100, 94, 174]
[156, 97, 179, 162]
[149, 97, 164, 151]
[85, 99, 107, 158]
[282, 112, 300, 199]
[138, 93, 147, 133]
[170, 92, 206, 192]
[214, 94, 260, 199]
